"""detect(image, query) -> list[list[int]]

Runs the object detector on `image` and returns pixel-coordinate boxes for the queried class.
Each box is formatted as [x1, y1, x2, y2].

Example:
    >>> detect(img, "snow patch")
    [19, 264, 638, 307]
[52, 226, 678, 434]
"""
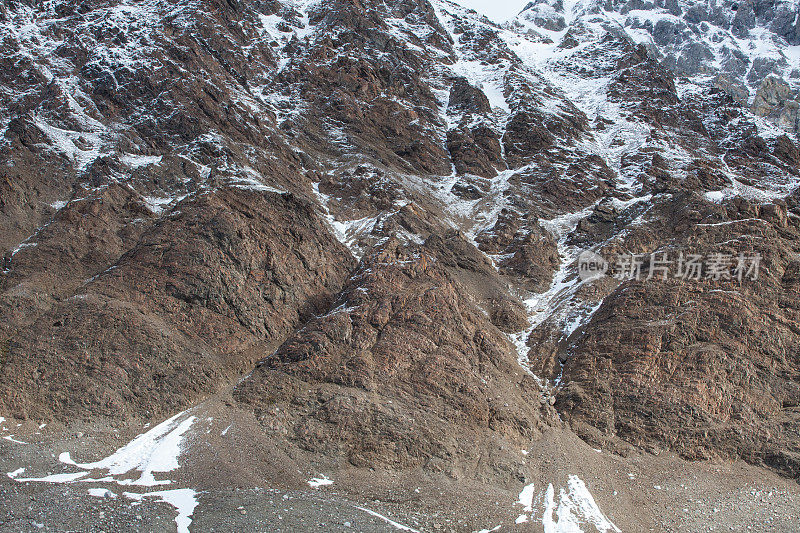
[12, 471, 89, 483]
[141, 195, 178, 215]
[124, 488, 198, 533]
[88, 487, 117, 498]
[307, 475, 334, 488]
[539, 475, 620, 533]
[59, 411, 196, 486]
[704, 190, 726, 204]
[120, 154, 162, 169]
[6, 468, 25, 478]
[354, 506, 420, 532]
[518, 482, 536, 512]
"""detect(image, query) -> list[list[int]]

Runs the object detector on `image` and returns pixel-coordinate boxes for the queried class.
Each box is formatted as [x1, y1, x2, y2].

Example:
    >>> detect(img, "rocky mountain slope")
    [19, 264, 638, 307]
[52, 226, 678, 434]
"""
[1, 0, 800, 530]
[511, 0, 800, 132]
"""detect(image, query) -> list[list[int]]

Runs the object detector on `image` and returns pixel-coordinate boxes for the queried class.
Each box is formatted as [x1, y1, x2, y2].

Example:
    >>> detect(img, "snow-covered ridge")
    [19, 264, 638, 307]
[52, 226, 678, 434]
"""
[507, 0, 800, 134]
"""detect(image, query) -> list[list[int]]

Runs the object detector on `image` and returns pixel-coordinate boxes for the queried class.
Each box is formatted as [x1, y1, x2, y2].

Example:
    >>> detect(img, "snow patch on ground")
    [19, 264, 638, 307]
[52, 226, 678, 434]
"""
[505, 475, 620, 532]
[124, 488, 198, 533]
[120, 154, 162, 169]
[704, 190, 727, 204]
[88, 487, 117, 499]
[228, 173, 288, 194]
[353, 505, 420, 532]
[451, 59, 511, 114]
[310, 180, 392, 259]
[307, 475, 334, 488]
[59, 411, 197, 486]
[518, 482, 536, 512]
[8, 409, 200, 532]
[141, 195, 180, 215]
[539, 475, 620, 533]
[32, 117, 104, 171]
[11, 471, 88, 483]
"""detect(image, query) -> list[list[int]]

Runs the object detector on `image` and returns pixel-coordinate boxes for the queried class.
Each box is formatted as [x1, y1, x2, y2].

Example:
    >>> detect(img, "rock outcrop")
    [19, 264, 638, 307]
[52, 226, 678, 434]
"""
[1, 0, 800, 487]
[0, 188, 355, 421]
[235, 239, 554, 473]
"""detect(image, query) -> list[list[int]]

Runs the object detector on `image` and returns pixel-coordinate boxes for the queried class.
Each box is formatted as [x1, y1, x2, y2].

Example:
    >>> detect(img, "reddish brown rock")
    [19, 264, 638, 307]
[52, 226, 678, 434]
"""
[0, 188, 355, 421]
[542, 193, 800, 478]
[476, 210, 560, 293]
[235, 240, 553, 472]
[447, 126, 503, 178]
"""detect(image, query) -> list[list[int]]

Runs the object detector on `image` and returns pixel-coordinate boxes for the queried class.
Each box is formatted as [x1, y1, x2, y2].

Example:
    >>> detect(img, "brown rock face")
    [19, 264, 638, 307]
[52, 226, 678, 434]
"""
[447, 126, 503, 178]
[544, 193, 800, 478]
[0, 122, 79, 252]
[274, 0, 453, 175]
[4, 0, 800, 493]
[448, 77, 492, 115]
[0, 182, 153, 328]
[235, 240, 552, 472]
[0, 188, 355, 421]
[475, 209, 561, 293]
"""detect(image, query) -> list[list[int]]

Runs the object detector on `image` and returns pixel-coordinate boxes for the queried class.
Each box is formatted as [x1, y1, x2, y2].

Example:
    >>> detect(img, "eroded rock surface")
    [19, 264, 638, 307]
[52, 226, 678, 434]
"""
[1, 0, 800, 493]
